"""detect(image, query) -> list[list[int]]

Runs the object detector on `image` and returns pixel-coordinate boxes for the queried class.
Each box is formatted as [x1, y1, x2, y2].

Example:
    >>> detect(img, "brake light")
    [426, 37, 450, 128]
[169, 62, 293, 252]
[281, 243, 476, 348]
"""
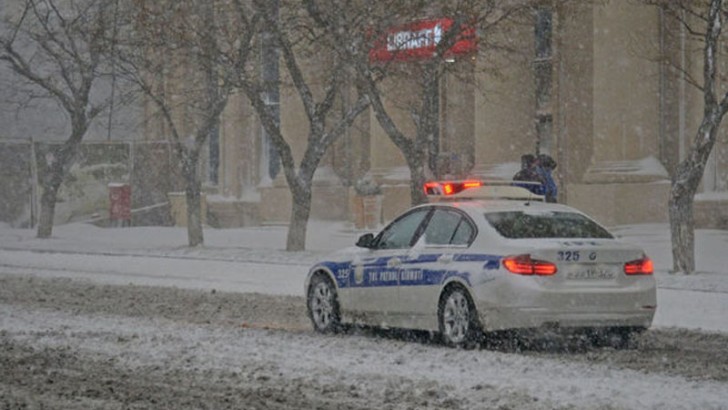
[502, 254, 557, 276]
[624, 257, 654, 275]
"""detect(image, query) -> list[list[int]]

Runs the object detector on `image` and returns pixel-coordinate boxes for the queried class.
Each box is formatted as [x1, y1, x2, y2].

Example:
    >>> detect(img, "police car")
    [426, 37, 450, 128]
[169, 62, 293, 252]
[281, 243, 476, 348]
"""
[305, 180, 656, 347]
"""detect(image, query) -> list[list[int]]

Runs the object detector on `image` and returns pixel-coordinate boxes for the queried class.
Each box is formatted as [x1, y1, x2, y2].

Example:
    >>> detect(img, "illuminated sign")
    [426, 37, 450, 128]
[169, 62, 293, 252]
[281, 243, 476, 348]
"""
[369, 18, 477, 63]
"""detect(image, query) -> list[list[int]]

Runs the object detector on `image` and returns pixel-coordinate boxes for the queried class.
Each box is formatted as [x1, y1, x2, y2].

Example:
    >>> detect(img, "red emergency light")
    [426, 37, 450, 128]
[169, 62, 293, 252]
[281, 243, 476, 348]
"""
[424, 180, 483, 196]
[424, 179, 545, 201]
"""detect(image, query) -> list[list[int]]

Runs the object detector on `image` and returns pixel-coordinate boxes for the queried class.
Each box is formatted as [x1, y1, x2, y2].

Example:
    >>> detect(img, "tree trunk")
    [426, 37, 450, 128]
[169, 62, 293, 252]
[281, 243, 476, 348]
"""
[36, 182, 61, 238]
[185, 187, 204, 247]
[668, 188, 695, 273]
[286, 182, 312, 251]
[35, 138, 83, 239]
[409, 162, 428, 206]
[668, 117, 720, 274]
[183, 160, 204, 247]
[406, 151, 428, 206]
[666, 0, 726, 274]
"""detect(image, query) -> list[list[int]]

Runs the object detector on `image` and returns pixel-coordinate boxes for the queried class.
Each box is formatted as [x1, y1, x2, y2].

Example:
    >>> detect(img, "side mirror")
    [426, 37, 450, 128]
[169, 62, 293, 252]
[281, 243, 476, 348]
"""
[356, 233, 375, 248]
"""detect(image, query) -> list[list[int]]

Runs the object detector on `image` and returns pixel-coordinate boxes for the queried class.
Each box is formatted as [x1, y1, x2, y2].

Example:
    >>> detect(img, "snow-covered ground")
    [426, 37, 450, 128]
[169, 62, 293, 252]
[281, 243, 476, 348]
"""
[0, 220, 727, 333]
[2, 221, 728, 410]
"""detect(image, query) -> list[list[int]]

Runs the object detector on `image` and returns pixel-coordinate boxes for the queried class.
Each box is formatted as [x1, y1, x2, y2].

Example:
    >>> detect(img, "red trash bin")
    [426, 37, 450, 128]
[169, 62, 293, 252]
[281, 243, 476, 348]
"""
[109, 183, 131, 227]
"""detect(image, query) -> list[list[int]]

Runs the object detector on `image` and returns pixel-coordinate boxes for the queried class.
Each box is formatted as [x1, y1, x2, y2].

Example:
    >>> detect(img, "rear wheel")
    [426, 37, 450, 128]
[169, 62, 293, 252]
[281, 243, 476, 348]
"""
[438, 285, 481, 348]
[307, 274, 341, 333]
[612, 326, 647, 349]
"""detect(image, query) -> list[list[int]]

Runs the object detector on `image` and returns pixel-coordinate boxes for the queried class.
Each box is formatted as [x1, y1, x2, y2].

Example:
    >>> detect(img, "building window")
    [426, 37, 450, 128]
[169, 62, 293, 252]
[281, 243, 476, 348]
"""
[535, 7, 552, 60]
[260, 0, 281, 184]
[536, 114, 553, 153]
[534, 6, 553, 152]
[208, 124, 219, 185]
[534, 60, 552, 110]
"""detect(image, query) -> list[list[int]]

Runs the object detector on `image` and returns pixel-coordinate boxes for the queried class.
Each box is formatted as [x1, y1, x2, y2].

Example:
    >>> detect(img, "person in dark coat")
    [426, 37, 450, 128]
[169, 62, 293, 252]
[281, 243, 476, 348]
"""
[512, 154, 546, 196]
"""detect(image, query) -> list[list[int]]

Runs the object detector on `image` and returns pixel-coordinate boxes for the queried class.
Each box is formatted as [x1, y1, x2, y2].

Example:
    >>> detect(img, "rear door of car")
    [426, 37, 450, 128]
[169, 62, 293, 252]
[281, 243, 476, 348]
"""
[398, 207, 478, 318]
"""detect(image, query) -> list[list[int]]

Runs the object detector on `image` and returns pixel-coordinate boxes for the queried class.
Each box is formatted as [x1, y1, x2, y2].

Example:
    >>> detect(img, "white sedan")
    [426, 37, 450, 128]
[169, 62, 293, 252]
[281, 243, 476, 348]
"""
[305, 182, 656, 347]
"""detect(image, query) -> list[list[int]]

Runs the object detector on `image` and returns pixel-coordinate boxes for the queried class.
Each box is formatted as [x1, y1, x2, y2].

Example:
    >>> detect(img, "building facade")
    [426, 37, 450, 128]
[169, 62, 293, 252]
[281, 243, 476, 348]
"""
[191, 1, 728, 229]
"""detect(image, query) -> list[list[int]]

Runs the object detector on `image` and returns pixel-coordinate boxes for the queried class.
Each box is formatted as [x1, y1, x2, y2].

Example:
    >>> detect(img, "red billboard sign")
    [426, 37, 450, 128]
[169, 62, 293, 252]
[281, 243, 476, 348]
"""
[369, 18, 477, 63]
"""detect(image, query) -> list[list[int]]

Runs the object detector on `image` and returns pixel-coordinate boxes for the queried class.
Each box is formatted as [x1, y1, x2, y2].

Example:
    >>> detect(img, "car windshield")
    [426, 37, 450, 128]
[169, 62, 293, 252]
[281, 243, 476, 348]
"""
[484, 210, 614, 239]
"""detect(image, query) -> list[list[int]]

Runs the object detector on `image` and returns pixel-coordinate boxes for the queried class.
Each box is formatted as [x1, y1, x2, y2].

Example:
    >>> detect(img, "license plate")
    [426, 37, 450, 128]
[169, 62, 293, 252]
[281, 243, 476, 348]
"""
[566, 267, 616, 280]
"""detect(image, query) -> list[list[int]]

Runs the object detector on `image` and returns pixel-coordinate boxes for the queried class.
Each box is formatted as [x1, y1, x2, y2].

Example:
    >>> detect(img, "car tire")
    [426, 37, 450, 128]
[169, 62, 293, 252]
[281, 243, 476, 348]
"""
[438, 285, 481, 348]
[307, 274, 341, 333]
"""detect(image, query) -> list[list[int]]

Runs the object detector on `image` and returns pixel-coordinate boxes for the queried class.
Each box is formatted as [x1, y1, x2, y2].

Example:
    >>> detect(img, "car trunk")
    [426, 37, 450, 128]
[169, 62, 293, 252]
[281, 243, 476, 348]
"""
[525, 239, 647, 289]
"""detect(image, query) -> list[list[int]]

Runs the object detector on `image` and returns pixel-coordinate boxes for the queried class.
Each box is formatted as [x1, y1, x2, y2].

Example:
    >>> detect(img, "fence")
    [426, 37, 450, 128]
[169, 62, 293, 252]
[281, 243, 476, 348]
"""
[0, 139, 184, 227]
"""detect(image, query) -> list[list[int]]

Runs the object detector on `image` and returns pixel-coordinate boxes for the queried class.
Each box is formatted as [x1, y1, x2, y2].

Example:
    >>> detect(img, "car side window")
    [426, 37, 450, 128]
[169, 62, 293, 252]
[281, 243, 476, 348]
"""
[451, 217, 474, 245]
[422, 209, 475, 246]
[376, 209, 429, 249]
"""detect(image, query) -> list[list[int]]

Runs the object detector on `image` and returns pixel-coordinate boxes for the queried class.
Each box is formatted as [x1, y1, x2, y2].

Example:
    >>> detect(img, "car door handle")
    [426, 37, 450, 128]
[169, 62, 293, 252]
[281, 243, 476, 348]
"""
[438, 254, 454, 264]
[387, 257, 402, 268]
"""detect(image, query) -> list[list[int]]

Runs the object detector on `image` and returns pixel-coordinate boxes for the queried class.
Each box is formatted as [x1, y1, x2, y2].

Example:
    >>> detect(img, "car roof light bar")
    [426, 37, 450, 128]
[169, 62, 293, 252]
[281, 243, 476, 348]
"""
[424, 179, 545, 201]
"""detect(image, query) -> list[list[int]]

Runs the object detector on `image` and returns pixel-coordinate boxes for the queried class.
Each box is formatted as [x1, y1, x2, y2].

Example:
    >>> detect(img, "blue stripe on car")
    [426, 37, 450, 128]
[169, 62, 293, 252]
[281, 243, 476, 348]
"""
[317, 253, 502, 289]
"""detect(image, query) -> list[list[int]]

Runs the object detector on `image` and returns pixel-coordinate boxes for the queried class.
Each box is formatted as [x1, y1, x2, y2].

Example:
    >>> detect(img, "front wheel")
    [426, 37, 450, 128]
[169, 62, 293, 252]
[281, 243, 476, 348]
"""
[438, 286, 481, 348]
[590, 326, 646, 349]
[307, 274, 341, 333]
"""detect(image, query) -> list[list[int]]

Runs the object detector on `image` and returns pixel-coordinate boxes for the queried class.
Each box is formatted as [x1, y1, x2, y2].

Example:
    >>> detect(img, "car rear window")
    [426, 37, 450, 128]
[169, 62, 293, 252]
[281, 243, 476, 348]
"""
[484, 211, 613, 239]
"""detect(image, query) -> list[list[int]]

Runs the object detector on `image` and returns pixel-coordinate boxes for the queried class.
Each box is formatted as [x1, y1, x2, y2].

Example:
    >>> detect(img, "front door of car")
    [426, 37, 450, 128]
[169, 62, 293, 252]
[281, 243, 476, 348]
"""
[348, 208, 431, 324]
[398, 208, 477, 319]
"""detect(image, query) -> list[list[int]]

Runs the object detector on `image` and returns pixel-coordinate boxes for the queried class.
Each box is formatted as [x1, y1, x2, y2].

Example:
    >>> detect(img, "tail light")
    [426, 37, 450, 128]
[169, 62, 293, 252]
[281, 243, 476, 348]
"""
[502, 254, 557, 276]
[624, 256, 654, 275]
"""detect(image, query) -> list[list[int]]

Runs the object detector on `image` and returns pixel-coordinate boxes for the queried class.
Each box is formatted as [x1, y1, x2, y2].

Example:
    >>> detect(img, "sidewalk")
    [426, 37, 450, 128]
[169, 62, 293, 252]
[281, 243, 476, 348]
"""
[0, 220, 361, 266]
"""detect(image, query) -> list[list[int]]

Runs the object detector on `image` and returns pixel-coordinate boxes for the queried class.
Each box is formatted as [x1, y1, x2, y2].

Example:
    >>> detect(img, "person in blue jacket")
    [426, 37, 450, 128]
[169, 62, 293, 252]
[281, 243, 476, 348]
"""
[535, 153, 558, 203]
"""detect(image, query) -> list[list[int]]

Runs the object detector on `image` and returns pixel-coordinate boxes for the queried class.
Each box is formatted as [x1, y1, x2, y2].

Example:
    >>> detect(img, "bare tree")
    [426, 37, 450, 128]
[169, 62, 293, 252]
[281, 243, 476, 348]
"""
[115, 0, 259, 246]
[0, 0, 116, 238]
[236, 0, 370, 251]
[646, 0, 728, 274]
[306, 0, 544, 206]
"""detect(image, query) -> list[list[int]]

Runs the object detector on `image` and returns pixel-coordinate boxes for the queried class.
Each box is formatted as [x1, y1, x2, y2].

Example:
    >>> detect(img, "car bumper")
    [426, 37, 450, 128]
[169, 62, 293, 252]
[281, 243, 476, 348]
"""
[471, 278, 657, 332]
[477, 306, 655, 331]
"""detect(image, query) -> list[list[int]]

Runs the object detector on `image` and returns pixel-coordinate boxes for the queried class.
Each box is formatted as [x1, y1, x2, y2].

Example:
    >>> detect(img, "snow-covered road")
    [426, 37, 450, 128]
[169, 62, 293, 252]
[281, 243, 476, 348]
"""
[2, 275, 728, 410]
